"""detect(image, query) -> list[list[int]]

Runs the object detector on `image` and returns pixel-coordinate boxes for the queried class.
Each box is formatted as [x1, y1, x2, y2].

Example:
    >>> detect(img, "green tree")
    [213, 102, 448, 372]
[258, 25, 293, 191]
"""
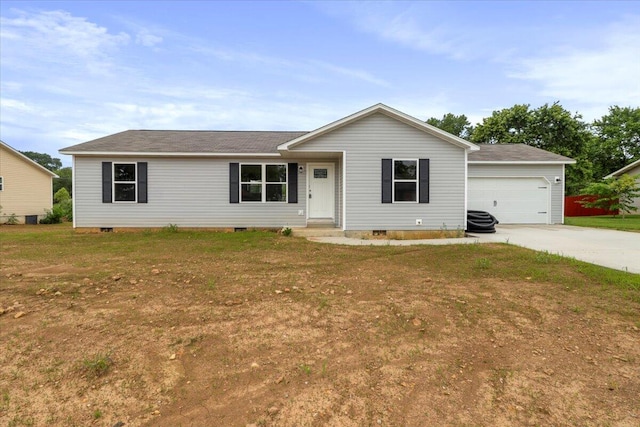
[589, 106, 640, 178]
[470, 104, 532, 144]
[53, 166, 72, 196]
[579, 174, 640, 218]
[19, 151, 62, 171]
[470, 102, 593, 195]
[426, 113, 474, 139]
[54, 187, 71, 203]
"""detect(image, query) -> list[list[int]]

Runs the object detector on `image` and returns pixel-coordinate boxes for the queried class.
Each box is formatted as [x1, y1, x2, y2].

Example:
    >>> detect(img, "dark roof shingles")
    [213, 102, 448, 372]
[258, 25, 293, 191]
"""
[61, 130, 308, 154]
[469, 143, 574, 162]
[62, 132, 574, 163]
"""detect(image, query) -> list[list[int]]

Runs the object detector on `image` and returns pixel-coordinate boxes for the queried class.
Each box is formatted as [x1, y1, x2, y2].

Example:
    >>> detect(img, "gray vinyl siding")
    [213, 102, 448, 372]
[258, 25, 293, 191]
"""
[290, 113, 467, 230]
[73, 157, 310, 228]
[468, 163, 566, 224]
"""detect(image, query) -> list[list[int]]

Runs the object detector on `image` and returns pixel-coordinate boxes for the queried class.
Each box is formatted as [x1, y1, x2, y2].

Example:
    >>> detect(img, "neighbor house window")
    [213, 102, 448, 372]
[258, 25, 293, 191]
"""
[393, 159, 417, 202]
[0, 176, 3, 191]
[240, 164, 287, 202]
[113, 163, 137, 202]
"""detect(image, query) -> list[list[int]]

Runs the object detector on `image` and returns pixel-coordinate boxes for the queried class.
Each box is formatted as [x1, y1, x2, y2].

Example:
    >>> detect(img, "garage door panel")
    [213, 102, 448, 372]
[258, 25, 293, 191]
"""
[468, 178, 549, 224]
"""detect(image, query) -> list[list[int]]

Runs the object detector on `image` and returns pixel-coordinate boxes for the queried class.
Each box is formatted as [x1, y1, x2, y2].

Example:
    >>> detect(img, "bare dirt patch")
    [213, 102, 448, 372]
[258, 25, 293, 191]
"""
[1, 226, 639, 426]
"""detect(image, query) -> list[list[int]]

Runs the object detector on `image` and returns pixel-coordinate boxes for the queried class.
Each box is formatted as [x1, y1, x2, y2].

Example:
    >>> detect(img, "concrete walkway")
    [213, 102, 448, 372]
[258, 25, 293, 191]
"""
[308, 225, 640, 274]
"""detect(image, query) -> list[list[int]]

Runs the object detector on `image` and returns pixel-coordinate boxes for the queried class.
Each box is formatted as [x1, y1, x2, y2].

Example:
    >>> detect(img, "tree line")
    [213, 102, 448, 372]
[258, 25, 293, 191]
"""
[426, 104, 640, 195]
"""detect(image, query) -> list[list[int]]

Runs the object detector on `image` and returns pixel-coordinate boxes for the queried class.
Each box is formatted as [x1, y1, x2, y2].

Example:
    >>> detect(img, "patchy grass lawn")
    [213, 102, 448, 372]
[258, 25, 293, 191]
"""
[565, 214, 640, 232]
[1, 224, 639, 427]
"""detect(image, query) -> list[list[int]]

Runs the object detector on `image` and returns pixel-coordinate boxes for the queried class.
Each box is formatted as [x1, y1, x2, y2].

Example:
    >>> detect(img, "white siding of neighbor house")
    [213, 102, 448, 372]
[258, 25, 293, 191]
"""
[468, 163, 566, 224]
[622, 164, 640, 211]
[73, 156, 346, 228]
[289, 113, 468, 230]
[0, 145, 54, 223]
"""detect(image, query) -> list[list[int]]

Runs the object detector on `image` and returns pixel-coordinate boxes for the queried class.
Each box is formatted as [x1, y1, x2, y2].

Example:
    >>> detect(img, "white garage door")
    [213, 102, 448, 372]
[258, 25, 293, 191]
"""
[468, 177, 550, 224]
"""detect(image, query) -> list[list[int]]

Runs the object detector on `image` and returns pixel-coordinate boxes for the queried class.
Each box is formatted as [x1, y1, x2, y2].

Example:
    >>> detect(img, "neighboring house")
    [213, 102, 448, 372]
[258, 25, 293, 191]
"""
[0, 140, 58, 224]
[605, 158, 640, 211]
[59, 104, 574, 232]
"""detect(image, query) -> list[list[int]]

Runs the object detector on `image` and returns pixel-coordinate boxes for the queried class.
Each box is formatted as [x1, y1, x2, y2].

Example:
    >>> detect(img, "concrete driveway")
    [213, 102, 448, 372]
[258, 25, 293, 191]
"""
[470, 225, 640, 274]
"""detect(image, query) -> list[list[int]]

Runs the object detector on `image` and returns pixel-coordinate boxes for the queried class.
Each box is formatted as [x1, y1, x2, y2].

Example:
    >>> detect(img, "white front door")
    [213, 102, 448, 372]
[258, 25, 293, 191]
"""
[308, 163, 335, 219]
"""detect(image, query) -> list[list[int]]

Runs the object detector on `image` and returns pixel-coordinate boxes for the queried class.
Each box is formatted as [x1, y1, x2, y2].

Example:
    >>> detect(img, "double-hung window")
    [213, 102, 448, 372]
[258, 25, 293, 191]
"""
[393, 159, 418, 202]
[0, 176, 3, 191]
[240, 164, 287, 202]
[113, 163, 137, 202]
[382, 158, 429, 204]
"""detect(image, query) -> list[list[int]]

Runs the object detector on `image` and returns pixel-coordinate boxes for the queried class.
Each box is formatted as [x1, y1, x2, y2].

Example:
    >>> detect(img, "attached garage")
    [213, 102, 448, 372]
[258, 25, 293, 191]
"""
[468, 177, 550, 224]
[467, 144, 575, 225]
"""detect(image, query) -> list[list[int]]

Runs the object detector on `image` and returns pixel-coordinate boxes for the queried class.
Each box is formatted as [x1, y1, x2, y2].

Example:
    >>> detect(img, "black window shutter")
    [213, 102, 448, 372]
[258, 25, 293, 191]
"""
[381, 159, 392, 203]
[102, 162, 112, 203]
[229, 163, 239, 203]
[288, 163, 298, 203]
[137, 162, 148, 203]
[419, 158, 430, 203]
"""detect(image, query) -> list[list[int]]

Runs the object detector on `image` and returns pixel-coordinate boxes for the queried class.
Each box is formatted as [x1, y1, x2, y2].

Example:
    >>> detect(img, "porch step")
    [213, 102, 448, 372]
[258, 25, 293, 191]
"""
[291, 227, 345, 238]
[305, 219, 336, 228]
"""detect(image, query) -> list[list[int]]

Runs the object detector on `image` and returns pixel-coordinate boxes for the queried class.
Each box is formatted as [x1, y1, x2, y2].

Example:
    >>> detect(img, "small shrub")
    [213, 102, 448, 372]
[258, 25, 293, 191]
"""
[82, 352, 112, 378]
[475, 258, 492, 270]
[92, 409, 102, 419]
[163, 223, 179, 233]
[40, 200, 73, 224]
[5, 213, 19, 225]
[54, 187, 71, 203]
[281, 227, 292, 237]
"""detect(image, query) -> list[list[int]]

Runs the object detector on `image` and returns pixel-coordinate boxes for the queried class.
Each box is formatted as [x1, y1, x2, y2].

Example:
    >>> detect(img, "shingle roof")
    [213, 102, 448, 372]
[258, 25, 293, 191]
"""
[469, 143, 575, 163]
[60, 131, 574, 164]
[59, 130, 309, 154]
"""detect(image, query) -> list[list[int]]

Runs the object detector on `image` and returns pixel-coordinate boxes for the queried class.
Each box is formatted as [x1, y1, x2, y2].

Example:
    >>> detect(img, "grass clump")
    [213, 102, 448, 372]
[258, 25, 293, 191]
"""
[82, 352, 112, 378]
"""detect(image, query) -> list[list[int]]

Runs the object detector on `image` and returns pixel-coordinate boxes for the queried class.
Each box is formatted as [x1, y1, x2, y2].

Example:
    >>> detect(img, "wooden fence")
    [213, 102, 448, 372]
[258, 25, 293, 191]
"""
[564, 195, 618, 217]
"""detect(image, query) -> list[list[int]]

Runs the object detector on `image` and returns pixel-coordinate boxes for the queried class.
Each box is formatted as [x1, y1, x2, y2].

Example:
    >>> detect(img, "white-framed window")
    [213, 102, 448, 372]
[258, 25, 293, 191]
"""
[393, 159, 418, 202]
[113, 163, 137, 202]
[0, 176, 3, 191]
[240, 163, 287, 202]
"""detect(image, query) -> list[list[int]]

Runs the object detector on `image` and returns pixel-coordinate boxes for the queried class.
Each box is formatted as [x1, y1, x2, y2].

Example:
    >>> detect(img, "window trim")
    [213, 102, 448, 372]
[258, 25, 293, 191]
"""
[239, 163, 288, 203]
[392, 159, 418, 203]
[112, 162, 137, 203]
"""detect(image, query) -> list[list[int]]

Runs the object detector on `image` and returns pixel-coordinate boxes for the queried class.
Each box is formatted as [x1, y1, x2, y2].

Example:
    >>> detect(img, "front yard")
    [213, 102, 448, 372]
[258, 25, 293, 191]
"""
[1, 225, 639, 426]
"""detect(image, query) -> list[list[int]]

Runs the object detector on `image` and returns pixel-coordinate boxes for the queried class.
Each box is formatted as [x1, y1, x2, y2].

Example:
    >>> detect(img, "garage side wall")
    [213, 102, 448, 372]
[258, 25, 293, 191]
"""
[468, 164, 566, 224]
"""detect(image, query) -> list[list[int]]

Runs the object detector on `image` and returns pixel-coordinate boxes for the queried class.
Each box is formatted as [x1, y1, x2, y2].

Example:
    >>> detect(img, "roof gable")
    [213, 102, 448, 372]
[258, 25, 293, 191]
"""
[604, 158, 640, 178]
[278, 103, 479, 152]
[0, 140, 59, 177]
[468, 144, 575, 164]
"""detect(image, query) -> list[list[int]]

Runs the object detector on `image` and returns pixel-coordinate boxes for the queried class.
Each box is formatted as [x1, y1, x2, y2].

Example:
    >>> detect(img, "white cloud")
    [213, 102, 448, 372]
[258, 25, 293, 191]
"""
[136, 29, 163, 47]
[508, 16, 640, 114]
[317, 2, 486, 61]
[0, 9, 130, 72]
[0, 98, 34, 113]
[310, 60, 389, 87]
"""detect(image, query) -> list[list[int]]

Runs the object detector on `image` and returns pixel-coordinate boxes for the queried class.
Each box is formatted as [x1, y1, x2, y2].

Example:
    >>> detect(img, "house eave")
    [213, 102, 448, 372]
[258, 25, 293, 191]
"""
[59, 151, 281, 158]
[604, 158, 640, 179]
[1, 140, 59, 177]
[469, 160, 576, 165]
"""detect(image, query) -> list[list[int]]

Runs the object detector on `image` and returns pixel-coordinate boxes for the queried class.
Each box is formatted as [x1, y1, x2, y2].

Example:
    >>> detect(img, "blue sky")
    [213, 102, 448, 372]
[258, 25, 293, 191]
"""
[1, 1, 639, 165]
